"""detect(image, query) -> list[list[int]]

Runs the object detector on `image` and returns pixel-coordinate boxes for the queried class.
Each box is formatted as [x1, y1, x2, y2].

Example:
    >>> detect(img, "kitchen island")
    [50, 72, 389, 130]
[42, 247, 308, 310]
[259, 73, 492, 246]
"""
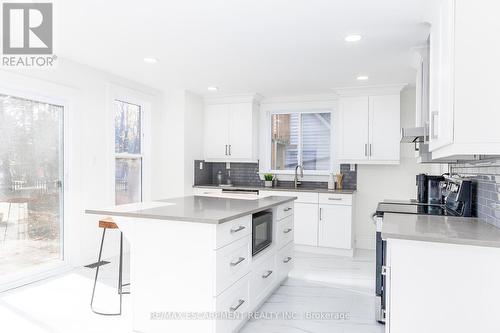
[381, 213, 500, 333]
[86, 194, 296, 333]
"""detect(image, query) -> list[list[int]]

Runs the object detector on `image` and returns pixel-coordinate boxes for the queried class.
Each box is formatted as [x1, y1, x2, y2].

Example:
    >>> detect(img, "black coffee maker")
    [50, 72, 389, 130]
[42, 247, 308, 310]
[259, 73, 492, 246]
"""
[416, 174, 445, 204]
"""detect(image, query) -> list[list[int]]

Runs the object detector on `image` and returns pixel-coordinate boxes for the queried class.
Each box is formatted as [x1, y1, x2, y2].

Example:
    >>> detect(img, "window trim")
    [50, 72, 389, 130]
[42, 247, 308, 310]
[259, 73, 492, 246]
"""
[107, 84, 152, 205]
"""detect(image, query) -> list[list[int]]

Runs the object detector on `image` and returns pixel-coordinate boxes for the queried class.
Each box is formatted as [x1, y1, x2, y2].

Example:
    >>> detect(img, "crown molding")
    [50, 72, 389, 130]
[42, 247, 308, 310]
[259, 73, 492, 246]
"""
[204, 92, 264, 104]
[332, 84, 408, 97]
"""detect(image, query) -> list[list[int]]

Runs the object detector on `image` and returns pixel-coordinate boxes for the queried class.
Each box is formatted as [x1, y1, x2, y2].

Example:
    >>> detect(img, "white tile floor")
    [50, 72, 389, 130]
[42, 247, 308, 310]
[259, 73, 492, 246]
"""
[0, 249, 384, 333]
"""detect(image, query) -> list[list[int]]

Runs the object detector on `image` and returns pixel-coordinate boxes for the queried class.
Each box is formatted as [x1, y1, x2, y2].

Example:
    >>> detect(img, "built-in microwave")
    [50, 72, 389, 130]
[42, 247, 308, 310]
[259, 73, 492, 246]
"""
[252, 210, 273, 256]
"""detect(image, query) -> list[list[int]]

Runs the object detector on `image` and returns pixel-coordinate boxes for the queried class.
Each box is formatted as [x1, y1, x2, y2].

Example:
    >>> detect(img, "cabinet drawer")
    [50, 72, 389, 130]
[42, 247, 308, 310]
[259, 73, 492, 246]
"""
[318, 193, 352, 205]
[276, 215, 294, 249]
[277, 242, 294, 281]
[216, 215, 251, 249]
[215, 274, 250, 333]
[215, 236, 251, 296]
[275, 202, 294, 221]
[250, 252, 277, 306]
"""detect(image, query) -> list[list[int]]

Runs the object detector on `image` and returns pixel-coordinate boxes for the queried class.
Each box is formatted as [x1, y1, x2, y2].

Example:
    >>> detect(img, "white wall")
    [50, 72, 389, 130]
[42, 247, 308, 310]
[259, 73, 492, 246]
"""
[354, 87, 445, 249]
[1, 59, 165, 266]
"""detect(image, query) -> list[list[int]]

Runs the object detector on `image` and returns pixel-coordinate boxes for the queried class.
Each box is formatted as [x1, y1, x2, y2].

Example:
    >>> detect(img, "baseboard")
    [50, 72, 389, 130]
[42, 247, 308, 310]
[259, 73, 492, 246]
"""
[295, 244, 354, 257]
[356, 235, 376, 250]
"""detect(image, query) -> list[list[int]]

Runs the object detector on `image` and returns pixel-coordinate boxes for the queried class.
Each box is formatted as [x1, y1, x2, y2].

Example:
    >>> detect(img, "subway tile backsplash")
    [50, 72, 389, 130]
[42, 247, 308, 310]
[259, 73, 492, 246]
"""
[450, 158, 500, 228]
[193, 160, 357, 190]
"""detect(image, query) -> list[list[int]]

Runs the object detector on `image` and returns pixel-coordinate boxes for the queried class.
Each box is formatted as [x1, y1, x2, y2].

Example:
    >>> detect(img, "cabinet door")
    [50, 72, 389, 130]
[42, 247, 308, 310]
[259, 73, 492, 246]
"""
[368, 95, 400, 162]
[337, 96, 369, 161]
[204, 104, 230, 159]
[318, 204, 352, 249]
[228, 103, 254, 160]
[429, 0, 454, 151]
[293, 203, 318, 246]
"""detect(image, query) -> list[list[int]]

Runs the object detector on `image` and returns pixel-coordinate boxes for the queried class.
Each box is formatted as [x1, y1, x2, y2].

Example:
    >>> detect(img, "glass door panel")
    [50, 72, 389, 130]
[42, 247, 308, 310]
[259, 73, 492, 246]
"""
[0, 93, 64, 276]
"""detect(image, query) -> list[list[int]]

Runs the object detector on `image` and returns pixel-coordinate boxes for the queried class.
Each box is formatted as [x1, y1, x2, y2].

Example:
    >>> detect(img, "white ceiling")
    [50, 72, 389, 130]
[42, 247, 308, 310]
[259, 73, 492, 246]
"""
[56, 0, 431, 97]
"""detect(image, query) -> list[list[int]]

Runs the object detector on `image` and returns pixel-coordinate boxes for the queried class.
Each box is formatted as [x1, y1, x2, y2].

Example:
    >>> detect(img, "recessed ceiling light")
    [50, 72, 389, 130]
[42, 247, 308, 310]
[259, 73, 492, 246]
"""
[357, 75, 369, 81]
[143, 57, 158, 64]
[345, 34, 362, 42]
[207, 86, 219, 92]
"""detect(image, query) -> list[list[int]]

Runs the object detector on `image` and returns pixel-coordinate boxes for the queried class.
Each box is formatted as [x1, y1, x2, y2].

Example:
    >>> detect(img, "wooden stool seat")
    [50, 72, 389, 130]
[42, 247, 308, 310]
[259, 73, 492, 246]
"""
[99, 217, 118, 229]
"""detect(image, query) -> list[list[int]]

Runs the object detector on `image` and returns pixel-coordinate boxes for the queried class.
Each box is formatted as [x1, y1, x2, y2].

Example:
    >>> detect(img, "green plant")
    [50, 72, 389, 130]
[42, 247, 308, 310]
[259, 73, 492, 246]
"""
[264, 173, 274, 181]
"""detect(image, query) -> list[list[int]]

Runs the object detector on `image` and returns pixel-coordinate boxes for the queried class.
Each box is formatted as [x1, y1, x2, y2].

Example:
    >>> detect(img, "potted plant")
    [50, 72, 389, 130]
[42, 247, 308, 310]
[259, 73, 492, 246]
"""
[263, 173, 274, 187]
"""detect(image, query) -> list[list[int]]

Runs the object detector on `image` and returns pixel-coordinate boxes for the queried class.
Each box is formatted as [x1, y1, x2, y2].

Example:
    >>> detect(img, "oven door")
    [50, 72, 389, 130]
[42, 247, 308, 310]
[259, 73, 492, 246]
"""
[252, 211, 273, 256]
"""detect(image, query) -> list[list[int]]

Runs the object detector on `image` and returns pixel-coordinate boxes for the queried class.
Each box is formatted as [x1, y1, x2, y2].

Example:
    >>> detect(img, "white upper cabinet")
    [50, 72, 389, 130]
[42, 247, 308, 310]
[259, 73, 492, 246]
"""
[369, 95, 401, 162]
[337, 96, 370, 161]
[336, 87, 403, 164]
[204, 95, 260, 162]
[428, 0, 500, 159]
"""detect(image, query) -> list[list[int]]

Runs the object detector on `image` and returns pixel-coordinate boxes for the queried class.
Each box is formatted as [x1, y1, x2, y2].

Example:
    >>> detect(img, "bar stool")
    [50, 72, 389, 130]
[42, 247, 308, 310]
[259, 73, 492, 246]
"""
[90, 217, 129, 316]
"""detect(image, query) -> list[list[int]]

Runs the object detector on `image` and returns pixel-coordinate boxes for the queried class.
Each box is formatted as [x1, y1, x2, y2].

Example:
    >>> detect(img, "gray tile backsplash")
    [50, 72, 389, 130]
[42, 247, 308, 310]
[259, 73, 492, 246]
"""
[194, 160, 357, 190]
[449, 158, 500, 228]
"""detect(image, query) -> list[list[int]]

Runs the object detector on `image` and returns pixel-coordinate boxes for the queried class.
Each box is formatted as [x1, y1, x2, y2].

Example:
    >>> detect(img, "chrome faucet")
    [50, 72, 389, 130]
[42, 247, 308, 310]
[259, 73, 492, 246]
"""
[294, 165, 304, 188]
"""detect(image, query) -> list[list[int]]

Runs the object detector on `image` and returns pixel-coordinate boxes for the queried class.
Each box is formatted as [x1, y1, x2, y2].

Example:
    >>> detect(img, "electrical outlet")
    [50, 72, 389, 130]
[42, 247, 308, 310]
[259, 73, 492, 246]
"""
[199, 161, 203, 170]
[226, 162, 231, 169]
[350, 164, 355, 171]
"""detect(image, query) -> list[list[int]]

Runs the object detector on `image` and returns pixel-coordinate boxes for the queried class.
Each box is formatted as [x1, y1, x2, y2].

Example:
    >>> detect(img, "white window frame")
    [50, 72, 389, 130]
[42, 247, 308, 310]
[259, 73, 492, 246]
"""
[0, 78, 74, 290]
[260, 99, 339, 178]
[107, 84, 152, 204]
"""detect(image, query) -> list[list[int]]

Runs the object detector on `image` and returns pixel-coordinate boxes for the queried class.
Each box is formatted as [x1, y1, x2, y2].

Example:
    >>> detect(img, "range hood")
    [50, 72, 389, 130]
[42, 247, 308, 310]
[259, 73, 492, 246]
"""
[400, 127, 427, 143]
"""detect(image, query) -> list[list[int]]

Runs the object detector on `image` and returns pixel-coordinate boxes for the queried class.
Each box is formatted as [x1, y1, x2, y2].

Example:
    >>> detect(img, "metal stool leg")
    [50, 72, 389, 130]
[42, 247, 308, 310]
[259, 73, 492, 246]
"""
[91, 228, 129, 316]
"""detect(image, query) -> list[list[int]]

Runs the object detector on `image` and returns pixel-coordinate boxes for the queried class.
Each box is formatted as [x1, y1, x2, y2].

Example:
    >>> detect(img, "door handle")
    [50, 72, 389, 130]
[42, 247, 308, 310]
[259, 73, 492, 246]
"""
[225, 145, 228, 156]
[283, 256, 292, 263]
[283, 228, 292, 234]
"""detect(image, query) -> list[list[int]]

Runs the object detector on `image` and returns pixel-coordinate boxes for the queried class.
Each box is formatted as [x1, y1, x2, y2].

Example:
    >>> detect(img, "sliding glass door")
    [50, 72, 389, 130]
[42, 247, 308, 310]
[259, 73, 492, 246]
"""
[0, 93, 64, 277]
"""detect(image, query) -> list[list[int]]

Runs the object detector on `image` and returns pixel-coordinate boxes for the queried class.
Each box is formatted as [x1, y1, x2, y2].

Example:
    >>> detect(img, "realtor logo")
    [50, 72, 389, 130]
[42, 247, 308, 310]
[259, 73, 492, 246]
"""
[2, 2, 53, 54]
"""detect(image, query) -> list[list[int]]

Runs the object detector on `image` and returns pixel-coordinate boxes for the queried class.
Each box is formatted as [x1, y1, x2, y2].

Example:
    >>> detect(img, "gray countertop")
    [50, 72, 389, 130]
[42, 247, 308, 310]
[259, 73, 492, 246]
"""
[194, 184, 356, 195]
[85, 195, 296, 224]
[381, 213, 500, 248]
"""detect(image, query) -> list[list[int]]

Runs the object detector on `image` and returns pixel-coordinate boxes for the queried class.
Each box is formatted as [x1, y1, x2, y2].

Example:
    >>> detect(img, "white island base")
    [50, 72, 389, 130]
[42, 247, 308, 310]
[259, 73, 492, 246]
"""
[112, 201, 295, 333]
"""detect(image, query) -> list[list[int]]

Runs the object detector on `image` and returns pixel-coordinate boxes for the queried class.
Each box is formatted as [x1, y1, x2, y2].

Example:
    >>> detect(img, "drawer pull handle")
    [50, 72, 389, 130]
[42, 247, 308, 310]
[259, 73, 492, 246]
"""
[230, 257, 246, 267]
[328, 198, 342, 201]
[230, 226, 246, 233]
[283, 256, 292, 263]
[283, 228, 292, 234]
[262, 270, 273, 279]
[283, 207, 292, 212]
[229, 299, 245, 312]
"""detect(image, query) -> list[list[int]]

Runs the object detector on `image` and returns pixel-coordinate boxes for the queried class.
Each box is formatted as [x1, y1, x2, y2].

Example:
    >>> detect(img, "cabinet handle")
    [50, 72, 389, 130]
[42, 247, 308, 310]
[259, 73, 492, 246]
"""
[225, 145, 228, 156]
[228, 144, 231, 155]
[284, 207, 292, 212]
[364, 144, 368, 157]
[230, 257, 246, 267]
[319, 207, 322, 220]
[328, 197, 342, 201]
[230, 225, 246, 234]
[229, 299, 245, 312]
[369, 144, 372, 156]
[431, 111, 438, 140]
[283, 228, 292, 234]
[283, 256, 292, 263]
[262, 270, 273, 279]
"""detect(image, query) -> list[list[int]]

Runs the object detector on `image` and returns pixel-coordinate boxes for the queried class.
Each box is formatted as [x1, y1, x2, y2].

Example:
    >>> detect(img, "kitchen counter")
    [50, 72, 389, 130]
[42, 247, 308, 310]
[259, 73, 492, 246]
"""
[85, 195, 296, 224]
[381, 213, 500, 248]
[193, 184, 356, 194]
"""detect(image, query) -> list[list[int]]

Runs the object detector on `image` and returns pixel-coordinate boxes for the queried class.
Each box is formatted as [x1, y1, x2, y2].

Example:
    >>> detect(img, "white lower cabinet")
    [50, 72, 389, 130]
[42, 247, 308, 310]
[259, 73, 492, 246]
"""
[250, 251, 277, 306]
[318, 204, 352, 249]
[215, 274, 250, 333]
[277, 242, 294, 281]
[294, 202, 319, 246]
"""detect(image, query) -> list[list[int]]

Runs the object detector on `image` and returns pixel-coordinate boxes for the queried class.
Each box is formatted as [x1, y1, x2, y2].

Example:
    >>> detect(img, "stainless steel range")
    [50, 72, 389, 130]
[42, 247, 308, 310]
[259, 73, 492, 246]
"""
[372, 175, 472, 323]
